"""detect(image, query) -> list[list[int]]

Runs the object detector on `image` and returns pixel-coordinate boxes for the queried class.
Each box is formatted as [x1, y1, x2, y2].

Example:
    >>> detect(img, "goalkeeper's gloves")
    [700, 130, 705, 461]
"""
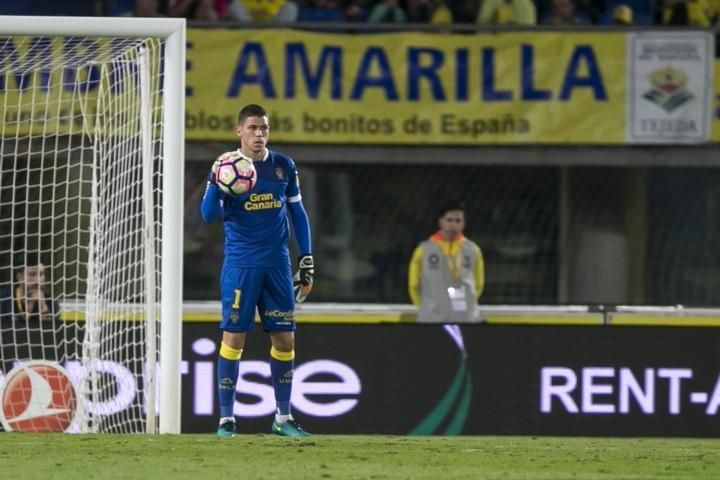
[293, 255, 314, 304]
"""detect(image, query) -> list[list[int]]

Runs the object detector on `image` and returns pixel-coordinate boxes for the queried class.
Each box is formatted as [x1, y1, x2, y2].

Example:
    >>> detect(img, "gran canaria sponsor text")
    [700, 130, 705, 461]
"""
[244, 192, 281, 211]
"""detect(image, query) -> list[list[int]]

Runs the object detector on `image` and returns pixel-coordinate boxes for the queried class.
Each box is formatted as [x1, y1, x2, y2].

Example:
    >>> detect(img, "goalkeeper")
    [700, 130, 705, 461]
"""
[200, 104, 314, 438]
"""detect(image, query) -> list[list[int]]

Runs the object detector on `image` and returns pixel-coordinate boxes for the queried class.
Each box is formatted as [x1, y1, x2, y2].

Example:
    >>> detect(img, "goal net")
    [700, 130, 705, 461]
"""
[0, 17, 185, 434]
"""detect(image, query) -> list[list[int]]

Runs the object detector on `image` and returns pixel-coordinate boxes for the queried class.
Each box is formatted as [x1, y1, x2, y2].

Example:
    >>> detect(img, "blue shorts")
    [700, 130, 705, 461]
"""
[220, 264, 296, 333]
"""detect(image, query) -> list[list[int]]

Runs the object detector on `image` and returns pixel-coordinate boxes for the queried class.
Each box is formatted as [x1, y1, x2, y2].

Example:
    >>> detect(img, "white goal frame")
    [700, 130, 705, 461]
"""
[0, 16, 186, 434]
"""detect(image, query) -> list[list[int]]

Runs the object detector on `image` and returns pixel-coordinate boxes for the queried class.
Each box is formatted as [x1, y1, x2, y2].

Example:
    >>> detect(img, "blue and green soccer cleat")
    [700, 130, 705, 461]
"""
[271, 418, 310, 437]
[216, 420, 236, 438]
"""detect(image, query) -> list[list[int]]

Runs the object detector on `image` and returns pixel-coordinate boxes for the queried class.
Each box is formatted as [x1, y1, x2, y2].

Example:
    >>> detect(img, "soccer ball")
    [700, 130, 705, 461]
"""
[215, 152, 256, 196]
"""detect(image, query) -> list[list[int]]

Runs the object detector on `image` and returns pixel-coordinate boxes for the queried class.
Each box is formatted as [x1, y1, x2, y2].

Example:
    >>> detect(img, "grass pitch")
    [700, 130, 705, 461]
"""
[2, 434, 719, 479]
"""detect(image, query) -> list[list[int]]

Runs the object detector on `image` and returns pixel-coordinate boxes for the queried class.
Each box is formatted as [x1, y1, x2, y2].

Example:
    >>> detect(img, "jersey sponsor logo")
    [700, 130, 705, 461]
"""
[263, 309, 294, 318]
[0, 360, 78, 433]
[244, 192, 282, 211]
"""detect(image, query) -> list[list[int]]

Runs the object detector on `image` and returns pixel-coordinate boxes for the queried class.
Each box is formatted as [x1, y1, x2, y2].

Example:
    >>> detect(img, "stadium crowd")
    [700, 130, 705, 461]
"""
[0, 0, 718, 27]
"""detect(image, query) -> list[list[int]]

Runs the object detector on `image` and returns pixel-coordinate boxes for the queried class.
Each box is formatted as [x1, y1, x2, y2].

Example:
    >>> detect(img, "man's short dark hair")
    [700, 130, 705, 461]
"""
[238, 104, 267, 124]
[437, 201, 466, 219]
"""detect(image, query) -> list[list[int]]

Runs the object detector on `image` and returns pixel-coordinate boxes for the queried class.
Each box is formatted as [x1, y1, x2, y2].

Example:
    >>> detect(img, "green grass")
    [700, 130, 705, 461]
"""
[2, 434, 720, 479]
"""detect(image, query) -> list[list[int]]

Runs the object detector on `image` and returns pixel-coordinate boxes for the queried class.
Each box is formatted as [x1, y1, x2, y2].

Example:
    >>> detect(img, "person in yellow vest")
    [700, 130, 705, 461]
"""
[408, 201, 485, 323]
[406, 0, 454, 22]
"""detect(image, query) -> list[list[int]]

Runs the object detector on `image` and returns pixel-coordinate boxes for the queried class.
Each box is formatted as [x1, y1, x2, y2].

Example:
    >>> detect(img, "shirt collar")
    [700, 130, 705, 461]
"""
[235, 148, 269, 162]
[432, 231, 464, 243]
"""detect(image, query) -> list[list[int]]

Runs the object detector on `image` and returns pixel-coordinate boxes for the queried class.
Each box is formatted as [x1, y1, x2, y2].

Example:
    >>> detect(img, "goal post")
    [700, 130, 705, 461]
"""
[0, 16, 185, 434]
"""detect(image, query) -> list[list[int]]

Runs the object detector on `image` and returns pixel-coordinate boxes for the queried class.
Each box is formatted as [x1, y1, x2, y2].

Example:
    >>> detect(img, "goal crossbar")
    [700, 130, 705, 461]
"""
[0, 16, 185, 38]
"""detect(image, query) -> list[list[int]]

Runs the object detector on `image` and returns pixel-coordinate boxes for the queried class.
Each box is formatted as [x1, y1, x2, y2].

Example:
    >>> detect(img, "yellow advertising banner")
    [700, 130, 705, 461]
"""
[186, 29, 627, 144]
[0, 36, 161, 138]
[0, 31, 711, 145]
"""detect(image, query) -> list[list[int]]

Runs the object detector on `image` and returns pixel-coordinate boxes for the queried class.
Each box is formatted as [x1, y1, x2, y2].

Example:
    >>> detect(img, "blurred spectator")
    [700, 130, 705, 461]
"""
[0, 255, 64, 379]
[450, 0, 481, 22]
[169, 0, 220, 19]
[657, 0, 717, 26]
[541, 0, 590, 24]
[367, 0, 409, 22]
[106, 0, 225, 18]
[345, 0, 371, 22]
[0, 254, 60, 324]
[104, 0, 164, 16]
[215, 0, 232, 17]
[612, 3, 634, 23]
[476, 0, 537, 24]
[296, 0, 341, 21]
[104, 0, 134, 15]
[231, 0, 299, 21]
[135, 0, 165, 15]
[407, 0, 454, 22]
[572, 0, 602, 22]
